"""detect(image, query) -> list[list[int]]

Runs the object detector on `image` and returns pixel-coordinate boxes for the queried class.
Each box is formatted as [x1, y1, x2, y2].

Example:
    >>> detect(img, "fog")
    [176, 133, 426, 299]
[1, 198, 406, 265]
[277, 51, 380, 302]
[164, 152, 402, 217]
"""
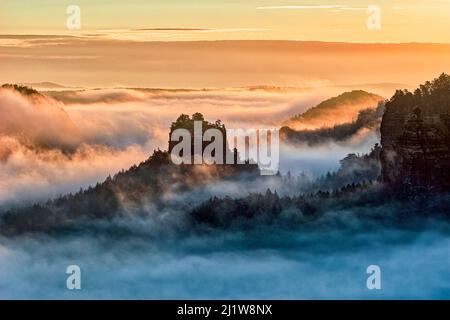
[0, 87, 365, 205]
[1, 86, 447, 299]
[279, 127, 380, 176]
[1, 200, 449, 299]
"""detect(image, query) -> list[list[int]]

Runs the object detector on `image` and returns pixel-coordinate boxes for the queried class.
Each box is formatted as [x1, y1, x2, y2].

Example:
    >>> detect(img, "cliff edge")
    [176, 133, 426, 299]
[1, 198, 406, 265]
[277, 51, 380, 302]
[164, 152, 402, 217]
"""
[380, 74, 450, 190]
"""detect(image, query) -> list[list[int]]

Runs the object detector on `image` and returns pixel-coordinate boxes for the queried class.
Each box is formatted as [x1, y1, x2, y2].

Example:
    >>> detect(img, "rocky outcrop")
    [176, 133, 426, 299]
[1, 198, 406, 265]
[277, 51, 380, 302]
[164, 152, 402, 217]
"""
[380, 74, 450, 191]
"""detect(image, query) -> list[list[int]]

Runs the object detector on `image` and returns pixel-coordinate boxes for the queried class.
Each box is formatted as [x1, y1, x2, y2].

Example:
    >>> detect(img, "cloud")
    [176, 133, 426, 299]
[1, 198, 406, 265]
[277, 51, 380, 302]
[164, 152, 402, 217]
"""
[0, 85, 380, 207]
[102, 28, 267, 33]
[54, 87, 335, 129]
[0, 54, 98, 60]
[50, 89, 148, 104]
[87, 28, 269, 42]
[133, 28, 209, 31]
[0, 87, 336, 206]
[197, 28, 268, 33]
[0, 36, 76, 48]
[0, 87, 448, 300]
[1, 38, 448, 89]
[0, 139, 148, 208]
[279, 126, 380, 176]
[339, 7, 368, 11]
[256, 5, 376, 12]
[0, 39, 33, 48]
[1, 195, 450, 299]
[0, 88, 82, 150]
[0, 88, 156, 206]
[257, 5, 343, 10]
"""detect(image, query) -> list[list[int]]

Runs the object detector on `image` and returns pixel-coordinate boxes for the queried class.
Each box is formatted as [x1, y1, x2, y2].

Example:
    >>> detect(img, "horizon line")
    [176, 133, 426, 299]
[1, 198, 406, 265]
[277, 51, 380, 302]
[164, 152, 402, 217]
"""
[1, 34, 450, 45]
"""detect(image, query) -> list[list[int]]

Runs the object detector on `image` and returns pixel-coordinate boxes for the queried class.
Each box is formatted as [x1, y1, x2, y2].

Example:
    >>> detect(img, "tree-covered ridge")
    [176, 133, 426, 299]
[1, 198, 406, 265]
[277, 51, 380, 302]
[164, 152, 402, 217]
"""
[0, 141, 384, 235]
[1, 84, 41, 96]
[384, 73, 450, 116]
[288, 90, 384, 123]
[170, 113, 225, 136]
[4, 75, 450, 236]
[169, 113, 228, 156]
[281, 102, 385, 146]
[313, 144, 382, 190]
[168, 112, 259, 167]
[189, 179, 450, 229]
[0, 144, 261, 235]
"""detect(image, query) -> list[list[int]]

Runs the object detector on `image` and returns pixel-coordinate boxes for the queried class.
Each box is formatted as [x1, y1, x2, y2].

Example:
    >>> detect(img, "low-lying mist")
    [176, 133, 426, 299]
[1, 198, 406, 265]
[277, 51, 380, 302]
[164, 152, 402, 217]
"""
[1, 192, 449, 299]
[2, 86, 447, 300]
[0, 87, 372, 206]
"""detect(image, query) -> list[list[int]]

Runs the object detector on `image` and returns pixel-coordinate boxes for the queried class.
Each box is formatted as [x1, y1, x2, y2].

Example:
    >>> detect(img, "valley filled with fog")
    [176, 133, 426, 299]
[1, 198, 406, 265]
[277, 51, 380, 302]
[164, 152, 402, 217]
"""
[0, 85, 449, 299]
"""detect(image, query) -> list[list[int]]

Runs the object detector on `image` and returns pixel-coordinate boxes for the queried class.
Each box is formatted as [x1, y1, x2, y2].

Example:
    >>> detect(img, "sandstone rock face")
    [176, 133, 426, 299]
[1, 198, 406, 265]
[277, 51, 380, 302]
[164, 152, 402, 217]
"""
[380, 90, 450, 190]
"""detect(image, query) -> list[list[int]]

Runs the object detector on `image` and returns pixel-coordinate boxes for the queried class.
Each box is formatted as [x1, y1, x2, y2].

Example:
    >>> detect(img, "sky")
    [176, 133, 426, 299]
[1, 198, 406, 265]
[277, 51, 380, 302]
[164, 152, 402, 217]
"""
[1, 1, 450, 87]
[1, 0, 450, 43]
[1, 39, 450, 88]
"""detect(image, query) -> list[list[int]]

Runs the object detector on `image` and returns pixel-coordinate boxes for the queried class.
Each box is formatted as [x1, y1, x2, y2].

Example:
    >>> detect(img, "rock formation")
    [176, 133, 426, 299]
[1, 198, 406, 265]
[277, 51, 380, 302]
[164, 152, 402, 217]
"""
[380, 74, 450, 190]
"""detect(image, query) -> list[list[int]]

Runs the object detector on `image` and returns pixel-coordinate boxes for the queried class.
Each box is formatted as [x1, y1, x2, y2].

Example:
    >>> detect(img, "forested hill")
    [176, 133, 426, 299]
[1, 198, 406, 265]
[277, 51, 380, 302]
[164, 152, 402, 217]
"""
[281, 102, 385, 146]
[285, 90, 385, 129]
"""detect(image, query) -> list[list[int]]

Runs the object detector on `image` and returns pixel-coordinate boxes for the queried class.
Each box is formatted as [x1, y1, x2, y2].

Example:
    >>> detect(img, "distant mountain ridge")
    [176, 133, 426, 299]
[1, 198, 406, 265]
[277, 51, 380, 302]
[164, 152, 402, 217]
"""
[21, 82, 68, 89]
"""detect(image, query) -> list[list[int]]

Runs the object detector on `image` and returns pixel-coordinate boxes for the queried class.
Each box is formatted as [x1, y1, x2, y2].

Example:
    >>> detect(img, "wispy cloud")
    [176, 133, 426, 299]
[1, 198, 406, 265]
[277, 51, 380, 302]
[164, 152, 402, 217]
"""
[0, 36, 76, 48]
[256, 5, 386, 12]
[257, 5, 343, 10]
[88, 27, 269, 41]
[0, 39, 32, 47]
[98, 28, 267, 33]
[339, 7, 367, 11]
[199, 28, 268, 33]
[134, 28, 209, 31]
[0, 53, 97, 60]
